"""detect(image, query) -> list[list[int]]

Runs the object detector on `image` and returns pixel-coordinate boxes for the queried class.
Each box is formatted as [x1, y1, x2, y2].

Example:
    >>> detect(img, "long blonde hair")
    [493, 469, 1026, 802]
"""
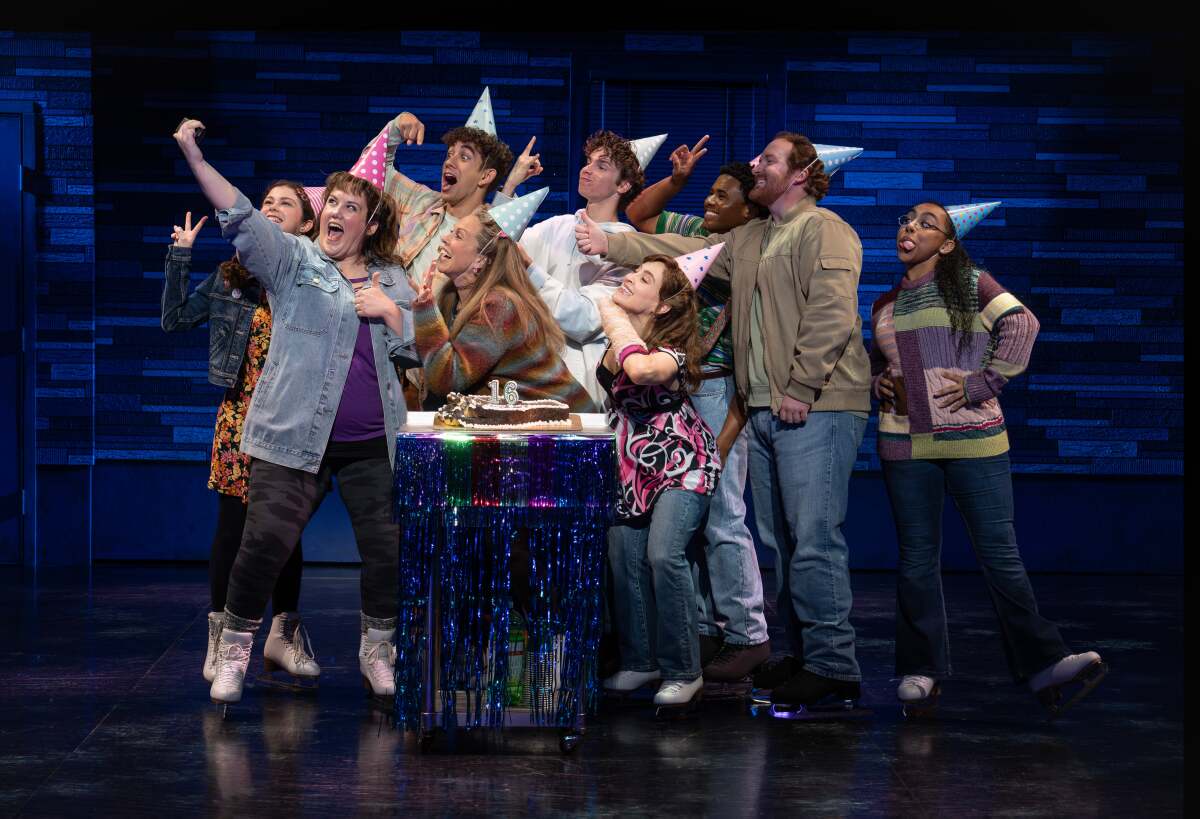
[437, 207, 566, 351]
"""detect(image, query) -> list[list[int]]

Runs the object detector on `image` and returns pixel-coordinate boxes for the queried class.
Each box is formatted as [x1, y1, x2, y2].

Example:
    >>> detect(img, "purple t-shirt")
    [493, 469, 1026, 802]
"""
[331, 316, 386, 442]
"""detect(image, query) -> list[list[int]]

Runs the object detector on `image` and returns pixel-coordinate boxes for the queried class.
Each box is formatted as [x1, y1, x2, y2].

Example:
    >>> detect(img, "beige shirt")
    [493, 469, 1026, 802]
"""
[605, 199, 871, 413]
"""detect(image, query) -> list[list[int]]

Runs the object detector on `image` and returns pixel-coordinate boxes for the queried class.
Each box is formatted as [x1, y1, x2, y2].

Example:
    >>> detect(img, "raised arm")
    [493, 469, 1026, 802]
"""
[624, 135, 709, 233]
[173, 120, 237, 211]
[161, 211, 215, 332]
[367, 112, 438, 220]
[500, 136, 544, 198]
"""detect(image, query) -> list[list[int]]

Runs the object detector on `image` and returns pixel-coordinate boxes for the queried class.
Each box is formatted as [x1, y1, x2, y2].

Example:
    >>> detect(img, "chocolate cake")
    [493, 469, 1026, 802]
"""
[435, 391, 572, 430]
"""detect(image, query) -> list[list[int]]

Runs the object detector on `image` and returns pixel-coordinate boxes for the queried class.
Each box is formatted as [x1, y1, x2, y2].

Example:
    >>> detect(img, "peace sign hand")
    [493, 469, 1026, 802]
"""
[408, 261, 437, 307]
[669, 134, 710, 184]
[171, 211, 209, 248]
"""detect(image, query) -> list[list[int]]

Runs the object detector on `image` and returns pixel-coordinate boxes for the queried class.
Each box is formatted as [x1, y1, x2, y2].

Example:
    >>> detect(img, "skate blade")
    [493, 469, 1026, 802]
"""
[1041, 661, 1109, 720]
[209, 700, 236, 720]
[764, 696, 871, 721]
[257, 670, 319, 693]
[362, 677, 396, 714]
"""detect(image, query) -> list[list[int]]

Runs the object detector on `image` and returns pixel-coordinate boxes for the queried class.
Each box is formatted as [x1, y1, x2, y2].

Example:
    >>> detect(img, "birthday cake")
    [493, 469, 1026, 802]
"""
[435, 388, 572, 430]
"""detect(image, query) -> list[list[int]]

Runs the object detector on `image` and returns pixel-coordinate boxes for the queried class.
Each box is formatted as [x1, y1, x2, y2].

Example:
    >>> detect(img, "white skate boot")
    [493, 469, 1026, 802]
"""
[210, 629, 255, 705]
[261, 612, 320, 691]
[602, 669, 661, 694]
[360, 627, 397, 702]
[653, 676, 703, 719]
[1030, 651, 1107, 719]
[203, 611, 223, 683]
[897, 675, 941, 718]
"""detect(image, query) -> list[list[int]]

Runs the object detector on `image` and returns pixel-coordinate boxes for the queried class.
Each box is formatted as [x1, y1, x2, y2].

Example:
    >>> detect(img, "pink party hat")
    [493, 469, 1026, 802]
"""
[675, 243, 725, 289]
[349, 127, 389, 190]
[945, 201, 1001, 238]
[303, 186, 326, 216]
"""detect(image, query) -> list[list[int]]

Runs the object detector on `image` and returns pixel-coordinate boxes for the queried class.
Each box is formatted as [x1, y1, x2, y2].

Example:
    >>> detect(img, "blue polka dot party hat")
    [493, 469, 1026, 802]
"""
[465, 87, 498, 137]
[945, 201, 1002, 238]
[488, 186, 548, 241]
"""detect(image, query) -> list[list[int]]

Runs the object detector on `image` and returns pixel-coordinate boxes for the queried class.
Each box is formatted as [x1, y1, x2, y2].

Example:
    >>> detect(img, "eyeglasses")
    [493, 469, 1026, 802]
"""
[897, 214, 952, 236]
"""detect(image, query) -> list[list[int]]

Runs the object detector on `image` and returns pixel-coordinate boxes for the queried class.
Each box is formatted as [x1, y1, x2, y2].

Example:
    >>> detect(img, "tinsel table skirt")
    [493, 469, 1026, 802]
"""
[392, 419, 617, 740]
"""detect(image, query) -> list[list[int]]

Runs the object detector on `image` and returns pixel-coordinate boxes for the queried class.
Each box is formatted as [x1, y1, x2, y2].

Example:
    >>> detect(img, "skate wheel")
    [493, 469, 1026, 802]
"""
[559, 732, 582, 753]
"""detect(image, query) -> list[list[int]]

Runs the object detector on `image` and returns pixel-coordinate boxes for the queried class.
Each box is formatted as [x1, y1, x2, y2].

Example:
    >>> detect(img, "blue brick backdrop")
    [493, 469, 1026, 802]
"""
[5, 30, 1183, 568]
[1, 31, 95, 467]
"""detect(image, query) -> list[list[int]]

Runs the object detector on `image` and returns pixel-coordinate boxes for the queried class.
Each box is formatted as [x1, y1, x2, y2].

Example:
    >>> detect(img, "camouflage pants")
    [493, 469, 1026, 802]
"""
[225, 452, 399, 622]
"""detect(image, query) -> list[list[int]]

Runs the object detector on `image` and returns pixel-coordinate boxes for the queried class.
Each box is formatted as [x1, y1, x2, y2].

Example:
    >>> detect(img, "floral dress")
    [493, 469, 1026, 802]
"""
[207, 299, 272, 500]
[597, 346, 721, 520]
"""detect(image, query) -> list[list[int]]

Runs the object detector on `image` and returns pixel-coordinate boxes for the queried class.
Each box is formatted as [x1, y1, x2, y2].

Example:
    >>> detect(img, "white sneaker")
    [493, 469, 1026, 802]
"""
[210, 629, 254, 704]
[603, 669, 662, 692]
[653, 676, 703, 706]
[203, 612, 223, 683]
[897, 675, 939, 702]
[359, 627, 397, 697]
[263, 613, 321, 681]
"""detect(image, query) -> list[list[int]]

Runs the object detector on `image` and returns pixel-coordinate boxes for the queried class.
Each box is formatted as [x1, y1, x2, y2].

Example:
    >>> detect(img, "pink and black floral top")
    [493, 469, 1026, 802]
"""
[597, 346, 721, 520]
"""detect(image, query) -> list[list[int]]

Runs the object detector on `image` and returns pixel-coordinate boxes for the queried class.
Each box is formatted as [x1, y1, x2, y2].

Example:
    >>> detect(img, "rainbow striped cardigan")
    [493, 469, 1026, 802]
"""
[869, 267, 1039, 461]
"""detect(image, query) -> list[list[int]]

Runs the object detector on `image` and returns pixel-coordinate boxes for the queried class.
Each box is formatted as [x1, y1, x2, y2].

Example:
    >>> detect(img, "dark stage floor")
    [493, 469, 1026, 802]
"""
[0, 566, 1183, 817]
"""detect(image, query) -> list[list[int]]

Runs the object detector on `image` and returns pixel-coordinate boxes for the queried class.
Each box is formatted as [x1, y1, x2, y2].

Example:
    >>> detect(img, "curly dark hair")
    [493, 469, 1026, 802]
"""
[441, 126, 514, 196]
[220, 179, 318, 291]
[775, 131, 831, 201]
[718, 161, 768, 219]
[582, 130, 645, 209]
[924, 201, 982, 348]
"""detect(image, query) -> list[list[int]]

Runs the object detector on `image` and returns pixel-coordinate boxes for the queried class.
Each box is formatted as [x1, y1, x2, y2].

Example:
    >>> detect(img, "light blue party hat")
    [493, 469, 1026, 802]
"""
[489, 186, 548, 241]
[945, 201, 1002, 238]
[813, 144, 864, 176]
[465, 87, 497, 137]
[629, 134, 667, 170]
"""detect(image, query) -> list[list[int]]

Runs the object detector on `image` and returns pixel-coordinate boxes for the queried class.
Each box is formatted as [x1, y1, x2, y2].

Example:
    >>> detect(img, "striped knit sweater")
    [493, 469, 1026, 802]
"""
[414, 289, 596, 413]
[869, 267, 1039, 460]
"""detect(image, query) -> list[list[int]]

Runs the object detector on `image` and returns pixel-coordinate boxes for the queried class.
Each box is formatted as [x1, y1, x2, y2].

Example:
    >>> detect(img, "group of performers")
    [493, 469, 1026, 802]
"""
[164, 86, 1107, 721]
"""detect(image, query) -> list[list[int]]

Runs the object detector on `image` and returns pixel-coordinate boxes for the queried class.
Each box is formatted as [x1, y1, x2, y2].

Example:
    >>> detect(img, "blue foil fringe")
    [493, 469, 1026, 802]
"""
[393, 432, 616, 733]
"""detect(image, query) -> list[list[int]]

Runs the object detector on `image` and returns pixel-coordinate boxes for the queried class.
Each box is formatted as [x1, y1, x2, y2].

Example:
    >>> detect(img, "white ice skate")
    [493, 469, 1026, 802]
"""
[261, 612, 320, 691]
[653, 676, 703, 719]
[210, 629, 254, 705]
[359, 627, 397, 700]
[897, 675, 941, 718]
[1030, 651, 1107, 719]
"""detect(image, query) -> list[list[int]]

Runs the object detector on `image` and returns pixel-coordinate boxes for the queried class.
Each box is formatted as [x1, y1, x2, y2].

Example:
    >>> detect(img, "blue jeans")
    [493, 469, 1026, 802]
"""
[882, 453, 1069, 683]
[747, 409, 866, 682]
[688, 375, 769, 646]
[608, 489, 711, 682]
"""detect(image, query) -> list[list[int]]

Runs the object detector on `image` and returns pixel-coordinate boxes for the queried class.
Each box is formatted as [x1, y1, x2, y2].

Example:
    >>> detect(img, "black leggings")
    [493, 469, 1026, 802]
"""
[225, 438, 399, 623]
[210, 492, 303, 614]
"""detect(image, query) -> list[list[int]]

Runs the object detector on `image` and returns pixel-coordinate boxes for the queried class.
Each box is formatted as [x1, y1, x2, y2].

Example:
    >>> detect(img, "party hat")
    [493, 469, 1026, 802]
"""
[465, 87, 497, 136]
[945, 201, 1001, 238]
[813, 144, 863, 176]
[303, 186, 326, 216]
[489, 186, 548, 242]
[349, 126, 388, 190]
[675, 243, 725, 289]
[629, 134, 667, 171]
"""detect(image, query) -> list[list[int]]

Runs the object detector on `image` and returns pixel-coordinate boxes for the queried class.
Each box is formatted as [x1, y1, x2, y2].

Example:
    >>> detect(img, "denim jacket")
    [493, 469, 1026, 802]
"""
[160, 246, 264, 388]
[217, 191, 419, 473]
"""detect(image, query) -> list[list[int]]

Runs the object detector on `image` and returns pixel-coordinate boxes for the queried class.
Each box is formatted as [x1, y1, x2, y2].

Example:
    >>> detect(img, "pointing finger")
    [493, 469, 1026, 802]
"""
[522, 135, 537, 156]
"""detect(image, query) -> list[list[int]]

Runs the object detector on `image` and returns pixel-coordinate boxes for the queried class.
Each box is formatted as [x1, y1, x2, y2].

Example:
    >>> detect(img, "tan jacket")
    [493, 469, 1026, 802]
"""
[606, 198, 871, 413]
